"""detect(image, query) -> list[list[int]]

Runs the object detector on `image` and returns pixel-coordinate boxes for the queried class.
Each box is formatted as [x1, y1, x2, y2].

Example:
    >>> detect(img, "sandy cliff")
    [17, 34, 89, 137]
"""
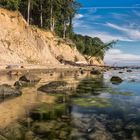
[0, 8, 103, 67]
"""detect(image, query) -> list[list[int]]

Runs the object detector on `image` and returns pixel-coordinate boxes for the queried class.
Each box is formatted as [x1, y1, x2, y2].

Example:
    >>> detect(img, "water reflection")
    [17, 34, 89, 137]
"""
[0, 70, 140, 139]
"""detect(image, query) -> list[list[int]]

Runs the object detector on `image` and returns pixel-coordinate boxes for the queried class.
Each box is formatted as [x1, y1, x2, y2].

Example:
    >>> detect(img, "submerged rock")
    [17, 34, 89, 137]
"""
[14, 74, 41, 88]
[110, 76, 123, 85]
[0, 84, 22, 100]
[89, 130, 112, 140]
[37, 81, 68, 93]
[30, 103, 66, 120]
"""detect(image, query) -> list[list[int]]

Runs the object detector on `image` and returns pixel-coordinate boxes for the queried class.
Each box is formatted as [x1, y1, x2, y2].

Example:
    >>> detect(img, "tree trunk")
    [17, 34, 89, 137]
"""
[50, 0, 54, 32]
[27, 0, 31, 24]
[40, 0, 43, 27]
[63, 21, 67, 38]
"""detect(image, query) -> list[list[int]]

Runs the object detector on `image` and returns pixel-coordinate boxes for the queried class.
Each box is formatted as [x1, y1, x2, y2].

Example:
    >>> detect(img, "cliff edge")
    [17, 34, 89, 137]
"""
[0, 8, 103, 67]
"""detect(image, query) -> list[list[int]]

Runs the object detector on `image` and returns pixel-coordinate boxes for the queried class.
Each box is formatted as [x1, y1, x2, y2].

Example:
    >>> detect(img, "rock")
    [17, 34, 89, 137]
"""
[0, 84, 22, 100]
[30, 103, 66, 120]
[127, 69, 132, 72]
[0, 135, 7, 140]
[110, 76, 123, 85]
[90, 69, 101, 75]
[25, 131, 35, 140]
[1, 123, 23, 139]
[37, 81, 68, 93]
[20, 66, 24, 68]
[14, 74, 41, 88]
[5, 65, 20, 69]
[19, 74, 41, 83]
[80, 70, 84, 75]
[7, 71, 21, 76]
[89, 130, 112, 140]
[119, 71, 123, 74]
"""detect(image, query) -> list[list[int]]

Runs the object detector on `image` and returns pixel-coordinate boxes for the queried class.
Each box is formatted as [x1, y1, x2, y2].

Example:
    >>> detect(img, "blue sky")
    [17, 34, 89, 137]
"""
[74, 0, 140, 66]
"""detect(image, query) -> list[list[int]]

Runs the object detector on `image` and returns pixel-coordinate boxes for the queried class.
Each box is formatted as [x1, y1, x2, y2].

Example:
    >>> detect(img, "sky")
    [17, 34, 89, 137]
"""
[74, 0, 140, 66]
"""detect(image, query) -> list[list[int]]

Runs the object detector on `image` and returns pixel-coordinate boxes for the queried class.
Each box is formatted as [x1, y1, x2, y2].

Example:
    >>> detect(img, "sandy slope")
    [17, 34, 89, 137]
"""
[0, 8, 88, 67]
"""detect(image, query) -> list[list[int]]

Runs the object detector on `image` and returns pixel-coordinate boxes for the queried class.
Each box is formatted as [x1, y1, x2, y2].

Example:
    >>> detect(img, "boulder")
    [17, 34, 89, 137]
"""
[0, 84, 22, 100]
[110, 76, 123, 85]
[127, 69, 132, 73]
[37, 81, 68, 93]
[14, 74, 41, 88]
[19, 74, 41, 83]
[90, 69, 101, 75]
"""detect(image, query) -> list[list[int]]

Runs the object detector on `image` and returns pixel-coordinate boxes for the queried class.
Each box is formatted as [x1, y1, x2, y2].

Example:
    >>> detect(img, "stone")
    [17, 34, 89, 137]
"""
[89, 130, 112, 140]
[37, 81, 68, 93]
[110, 76, 123, 85]
[19, 74, 41, 83]
[0, 84, 22, 100]
[127, 69, 132, 72]
[14, 74, 41, 88]
[90, 69, 101, 75]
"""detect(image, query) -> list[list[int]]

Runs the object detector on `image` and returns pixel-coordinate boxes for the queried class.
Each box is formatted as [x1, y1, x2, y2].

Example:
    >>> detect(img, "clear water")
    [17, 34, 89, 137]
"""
[0, 69, 140, 140]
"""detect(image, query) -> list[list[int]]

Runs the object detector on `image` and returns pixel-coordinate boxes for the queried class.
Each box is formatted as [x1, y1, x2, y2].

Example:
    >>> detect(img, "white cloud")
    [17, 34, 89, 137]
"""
[105, 49, 140, 65]
[80, 31, 134, 42]
[74, 14, 84, 19]
[106, 23, 140, 40]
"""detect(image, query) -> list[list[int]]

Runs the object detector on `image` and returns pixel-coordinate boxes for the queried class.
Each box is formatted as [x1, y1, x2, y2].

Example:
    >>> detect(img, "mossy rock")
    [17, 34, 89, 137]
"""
[73, 97, 111, 107]
[30, 103, 66, 120]
[37, 81, 68, 93]
[106, 88, 133, 96]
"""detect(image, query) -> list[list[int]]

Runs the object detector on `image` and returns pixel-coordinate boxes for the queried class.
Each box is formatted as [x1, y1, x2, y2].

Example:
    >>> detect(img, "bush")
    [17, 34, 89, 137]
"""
[0, 0, 20, 10]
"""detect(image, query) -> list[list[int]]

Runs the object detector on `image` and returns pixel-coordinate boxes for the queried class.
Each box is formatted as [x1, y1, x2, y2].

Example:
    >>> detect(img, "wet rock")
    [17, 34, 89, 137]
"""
[132, 131, 140, 140]
[32, 120, 70, 139]
[1, 123, 23, 139]
[110, 76, 123, 85]
[90, 69, 101, 75]
[119, 71, 123, 74]
[14, 74, 41, 88]
[37, 81, 68, 93]
[25, 131, 35, 140]
[0, 84, 22, 100]
[80, 70, 85, 75]
[0, 135, 7, 140]
[30, 103, 66, 120]
[89, 130, 112, 140]
[19, 74, 41, 83]
[127, 69, 132, 72]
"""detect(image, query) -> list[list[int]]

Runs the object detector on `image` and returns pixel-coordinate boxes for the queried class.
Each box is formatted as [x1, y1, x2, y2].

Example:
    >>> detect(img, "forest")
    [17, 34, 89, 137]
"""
[0, 0, 114, 59]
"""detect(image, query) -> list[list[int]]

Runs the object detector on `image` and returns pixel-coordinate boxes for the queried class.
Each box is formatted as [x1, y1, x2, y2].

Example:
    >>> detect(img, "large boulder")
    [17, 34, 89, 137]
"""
[110, 76, 123, 85]
[37, 81, 68, 93]
[0, 84, 22, 101]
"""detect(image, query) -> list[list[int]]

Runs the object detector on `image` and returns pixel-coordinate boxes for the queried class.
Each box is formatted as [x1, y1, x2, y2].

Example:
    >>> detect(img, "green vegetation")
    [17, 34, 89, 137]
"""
[0, 0, 115, 59]
[30, 103, 66, 120]
[72, 34, 116, 60]
[106, 88, 133, 96]
[73, 97, 111, 107]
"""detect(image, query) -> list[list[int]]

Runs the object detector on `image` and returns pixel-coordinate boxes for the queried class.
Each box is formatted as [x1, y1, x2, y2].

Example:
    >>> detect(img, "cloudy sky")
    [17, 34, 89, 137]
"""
[74, 0, 140, 66]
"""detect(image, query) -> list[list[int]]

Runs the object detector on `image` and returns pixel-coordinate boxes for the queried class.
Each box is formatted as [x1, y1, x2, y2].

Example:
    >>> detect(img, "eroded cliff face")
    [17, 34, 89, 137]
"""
[0, 8, 103, 66]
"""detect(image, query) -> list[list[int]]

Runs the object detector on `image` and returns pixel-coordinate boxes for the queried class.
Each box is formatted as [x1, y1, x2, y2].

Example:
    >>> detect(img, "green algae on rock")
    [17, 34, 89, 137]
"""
[30, 103, 66, 120]
[73, 97, 111, 107]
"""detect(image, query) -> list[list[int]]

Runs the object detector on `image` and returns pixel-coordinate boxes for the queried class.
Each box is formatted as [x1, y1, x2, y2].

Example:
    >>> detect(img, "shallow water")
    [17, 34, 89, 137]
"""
[0, 69, 140, 140]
